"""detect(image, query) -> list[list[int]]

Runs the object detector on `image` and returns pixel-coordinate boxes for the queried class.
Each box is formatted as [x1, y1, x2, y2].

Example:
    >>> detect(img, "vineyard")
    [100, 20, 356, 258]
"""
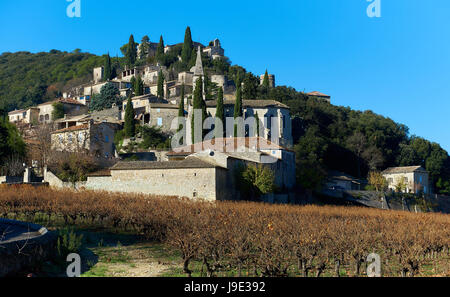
[0, 186, 449, 277]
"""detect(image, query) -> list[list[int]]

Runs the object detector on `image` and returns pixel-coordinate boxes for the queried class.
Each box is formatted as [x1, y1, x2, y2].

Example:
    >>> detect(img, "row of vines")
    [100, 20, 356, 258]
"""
[0, 186, 449, 277]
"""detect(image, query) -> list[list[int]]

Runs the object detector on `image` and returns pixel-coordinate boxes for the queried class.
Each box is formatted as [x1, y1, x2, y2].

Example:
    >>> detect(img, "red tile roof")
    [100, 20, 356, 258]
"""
[51, 124, 89, 134]
[307, 91, 330, 98]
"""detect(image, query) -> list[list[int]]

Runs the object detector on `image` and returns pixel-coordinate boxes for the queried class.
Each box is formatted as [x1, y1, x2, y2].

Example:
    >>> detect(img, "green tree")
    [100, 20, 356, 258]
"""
[236, 164, 276, 201]
[262, 70, 270, 89]
[215, 87, 225, 139]
[0, 119, 26, 167]
[52, 102, 65, 120]
[156, 35, 165, 64]
[157, 70, 165, 98]
[104, 53, 112, 81]
[126, 34, 137, 67]
[295, 127, 328, 190]
[89, 82, 121, 111]
[181, 26, 193, 64]
[178, 84, 185, 132]
[242, 73, 258, 100]
[191, 77, 207, 144]
[254, 112, 261, 137]
[233, 78, 243, 137]
[124, 95, 135, 138]
[134, 75, 144, 96]
[139, 35, 150, 60]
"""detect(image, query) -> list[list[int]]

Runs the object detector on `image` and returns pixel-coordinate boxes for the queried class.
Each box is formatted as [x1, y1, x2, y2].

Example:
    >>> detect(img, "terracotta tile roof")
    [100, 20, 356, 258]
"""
[167, 137, 288, 156]
[59, 98, 86, 106]
[51, 124, 89, 134]
[205, 99, 289, 109]
[382, 166, 426, 174]
[111, 157, 217, 171]
[307, 91, 330, 98]
[8, 109, 26, 115]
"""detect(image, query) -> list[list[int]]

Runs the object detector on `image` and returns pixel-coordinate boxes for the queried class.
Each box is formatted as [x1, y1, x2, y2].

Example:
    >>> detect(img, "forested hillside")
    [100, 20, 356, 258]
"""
[0, 50, 105, 111]
[0, 49, 448, 194]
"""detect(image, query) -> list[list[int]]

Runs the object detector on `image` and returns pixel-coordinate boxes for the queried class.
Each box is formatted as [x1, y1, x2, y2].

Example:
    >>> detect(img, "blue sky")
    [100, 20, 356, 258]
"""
[1, 0, 449, 151]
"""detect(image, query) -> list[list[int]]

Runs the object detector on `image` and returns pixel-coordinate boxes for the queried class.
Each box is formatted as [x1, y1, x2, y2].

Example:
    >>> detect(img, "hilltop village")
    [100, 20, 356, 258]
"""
[3, 28, 433, 205]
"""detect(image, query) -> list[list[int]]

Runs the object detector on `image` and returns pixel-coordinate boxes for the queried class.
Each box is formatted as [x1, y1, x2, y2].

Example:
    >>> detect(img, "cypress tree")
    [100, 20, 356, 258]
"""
[255, 112, 260, 137]
[215, 87, 225, 139]
[126, 34, 137, 67]
[157, 70, 165, 98]
[262, 70, 270, 89]
[130, 76, 136, 95]
[181, 26, 193, 64]
[134, 75, 144, 96]
[234, 79, 243, 137]
[191, 77, 207, 144]
[124, 95, 135, 137]
[156, 35, 165, 64]
[178, 84, 185, 133]
[104, 53, 112, 81]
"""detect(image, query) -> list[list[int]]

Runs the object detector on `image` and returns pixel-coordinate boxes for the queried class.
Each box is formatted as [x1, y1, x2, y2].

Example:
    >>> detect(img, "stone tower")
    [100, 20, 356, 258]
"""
[192, 46, 205, 98]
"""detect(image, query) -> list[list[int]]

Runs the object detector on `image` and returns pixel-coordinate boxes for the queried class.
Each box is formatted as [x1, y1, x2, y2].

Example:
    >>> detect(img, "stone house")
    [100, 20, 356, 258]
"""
[37, 99, 88, 124]
[307, 91, 331, 103]
[51, 120, 119, 158]
[85, 137, 295, 201]
[8, 99, 88, 125]
[8, 107, 40, 124]
[382, 166, 430, 194]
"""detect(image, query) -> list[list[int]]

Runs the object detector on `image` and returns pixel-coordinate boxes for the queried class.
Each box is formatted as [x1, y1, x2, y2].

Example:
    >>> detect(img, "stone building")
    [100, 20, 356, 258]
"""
[196, 99, 293, 147]
[93, 66, 104, 83]
[202, 39, 225, 60]
[51, 120, 119, 158]
[306, 91, 331, 103]
[85, 137, 295, 201]
[8, 108, 40, 124]
[382, 166, 430, 194]
[8, 99, 88, 125]
[260, 74, 276, 88]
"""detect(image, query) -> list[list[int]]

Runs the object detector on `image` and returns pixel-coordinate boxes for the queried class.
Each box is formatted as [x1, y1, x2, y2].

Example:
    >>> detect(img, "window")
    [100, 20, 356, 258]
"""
[157, 109, 160, 113]
[78, 133, 84, 143]
[68, 134, 73, 143]
[419, 176, 423, 184]
[45, 114, 49, 121]
[59, 135, 63, 144]
[105, 135, 109, 143]
[157, 118, 162, 126]
[39, 115, 44, 122]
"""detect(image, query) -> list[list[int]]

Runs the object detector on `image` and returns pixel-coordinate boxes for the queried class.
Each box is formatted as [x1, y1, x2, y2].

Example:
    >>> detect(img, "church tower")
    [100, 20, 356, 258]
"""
[192, 46, 205, 99]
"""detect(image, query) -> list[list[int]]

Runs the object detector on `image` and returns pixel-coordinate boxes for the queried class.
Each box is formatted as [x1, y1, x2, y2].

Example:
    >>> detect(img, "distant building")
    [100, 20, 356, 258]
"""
[260, 74, 275, 88]
[325, 171, 363, 191]
[382, 166, 430, 194]
[202, 39, 225, 60]
[8, 99, 88, 125]
[307, 91, 331, 103]
[51, 120, 119, 158]
[85, 137, 295, 201]
[8, 108, 40, 124]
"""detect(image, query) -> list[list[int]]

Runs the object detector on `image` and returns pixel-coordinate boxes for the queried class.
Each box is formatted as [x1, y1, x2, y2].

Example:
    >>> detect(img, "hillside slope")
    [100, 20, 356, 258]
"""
[0, 50, 104, 111]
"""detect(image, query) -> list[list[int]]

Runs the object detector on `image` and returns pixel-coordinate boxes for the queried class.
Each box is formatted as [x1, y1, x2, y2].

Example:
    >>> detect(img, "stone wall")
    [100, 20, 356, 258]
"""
[86, 167, 218, 201]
